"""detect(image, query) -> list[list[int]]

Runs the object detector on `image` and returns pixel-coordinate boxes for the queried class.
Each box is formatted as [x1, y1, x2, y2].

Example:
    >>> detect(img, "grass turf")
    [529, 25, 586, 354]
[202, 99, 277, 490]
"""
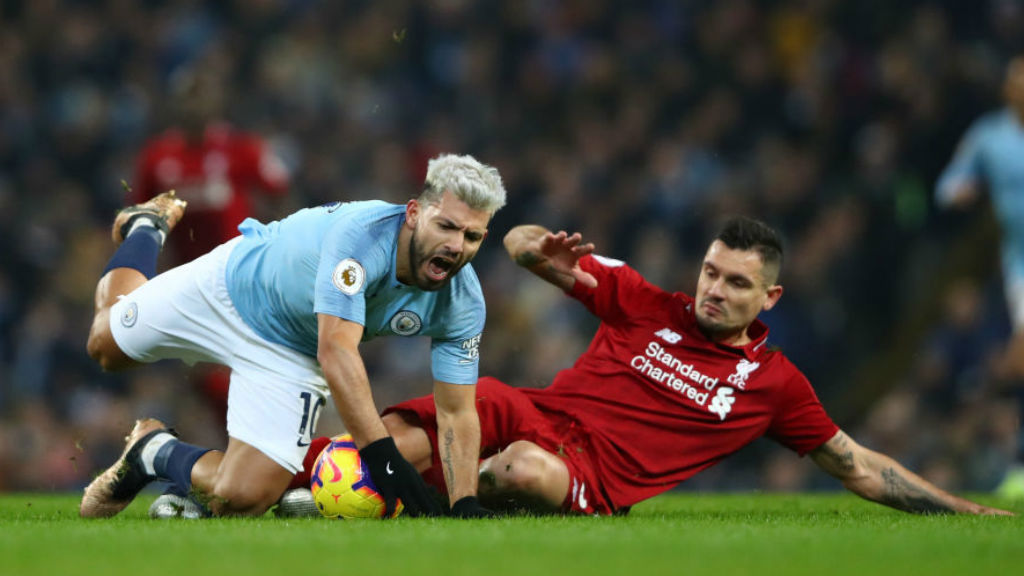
[0, 492, 1021, 576]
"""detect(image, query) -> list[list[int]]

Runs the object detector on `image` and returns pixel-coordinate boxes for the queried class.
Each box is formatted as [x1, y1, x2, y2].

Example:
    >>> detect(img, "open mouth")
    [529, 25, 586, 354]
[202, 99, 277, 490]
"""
[426, 256, 455, 282]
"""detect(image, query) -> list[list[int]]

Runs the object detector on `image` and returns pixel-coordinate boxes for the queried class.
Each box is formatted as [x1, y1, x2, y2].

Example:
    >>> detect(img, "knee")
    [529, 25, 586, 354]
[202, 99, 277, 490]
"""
[488, 441, 553, 493]
[86, 332, 119, 371]
[86, 321, 134, 372]
[208, 479, 280, 517]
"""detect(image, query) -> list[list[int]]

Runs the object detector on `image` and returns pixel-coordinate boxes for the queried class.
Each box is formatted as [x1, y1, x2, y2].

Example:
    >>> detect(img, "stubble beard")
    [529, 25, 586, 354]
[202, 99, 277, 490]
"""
[408, 228, 462, 291]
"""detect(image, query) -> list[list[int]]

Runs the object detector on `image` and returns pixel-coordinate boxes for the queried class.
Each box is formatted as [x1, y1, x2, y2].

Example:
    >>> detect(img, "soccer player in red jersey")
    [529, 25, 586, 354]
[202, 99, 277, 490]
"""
[265, 217, 1012, 518]
[130, 68, 290, 265]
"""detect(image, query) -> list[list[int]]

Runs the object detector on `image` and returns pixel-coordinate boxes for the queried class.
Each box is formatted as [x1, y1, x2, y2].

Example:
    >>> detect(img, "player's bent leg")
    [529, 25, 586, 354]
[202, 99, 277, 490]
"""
[478, 440, 569, 513]
[383, 411, 434, 472]
[86, 270, 147, 371]
[89, 189, 188, 371]
[191, 437, 295, 516]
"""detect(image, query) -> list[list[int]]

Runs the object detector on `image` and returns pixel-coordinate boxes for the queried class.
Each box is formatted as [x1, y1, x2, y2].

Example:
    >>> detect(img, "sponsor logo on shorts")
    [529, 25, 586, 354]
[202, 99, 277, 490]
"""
[121, 302, 139, 328]
[571, 478, 589, 511]
[332, 258, 365, 295]
[389, 310, 423, 335]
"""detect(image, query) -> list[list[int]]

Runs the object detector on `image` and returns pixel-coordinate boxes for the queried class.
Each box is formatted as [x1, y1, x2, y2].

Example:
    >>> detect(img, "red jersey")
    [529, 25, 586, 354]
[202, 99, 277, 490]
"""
[132, 123, 289, 263]
[522, 254, 839, 510]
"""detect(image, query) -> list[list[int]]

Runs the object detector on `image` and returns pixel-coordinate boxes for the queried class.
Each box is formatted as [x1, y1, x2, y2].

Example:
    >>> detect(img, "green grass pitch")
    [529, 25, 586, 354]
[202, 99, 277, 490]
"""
[1, 492, 1021, 576]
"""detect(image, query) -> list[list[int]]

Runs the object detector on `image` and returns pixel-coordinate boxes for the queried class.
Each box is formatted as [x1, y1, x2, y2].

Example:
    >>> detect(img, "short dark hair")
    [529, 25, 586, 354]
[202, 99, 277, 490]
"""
[715, 216, 783, 283]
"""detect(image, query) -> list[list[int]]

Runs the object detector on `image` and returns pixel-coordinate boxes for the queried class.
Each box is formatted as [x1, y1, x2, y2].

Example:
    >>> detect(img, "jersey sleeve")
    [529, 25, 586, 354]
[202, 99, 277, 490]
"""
[765, 362, 839, 456]
[430, 305, 484, 385]
[429, 268, 486, 385]
[568, 254, 664, 324]
[935, 118, 986, 207]
[312, 220, 389, 325]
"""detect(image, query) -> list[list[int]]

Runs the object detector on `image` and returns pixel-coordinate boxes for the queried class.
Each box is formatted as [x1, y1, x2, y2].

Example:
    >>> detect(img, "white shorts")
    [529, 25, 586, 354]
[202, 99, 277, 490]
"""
[109, 238, 328, 473]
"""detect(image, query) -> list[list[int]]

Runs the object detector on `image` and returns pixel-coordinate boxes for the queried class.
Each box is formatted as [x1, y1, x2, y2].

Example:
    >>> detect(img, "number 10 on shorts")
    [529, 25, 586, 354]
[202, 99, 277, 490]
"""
[297, 391, 325, 447]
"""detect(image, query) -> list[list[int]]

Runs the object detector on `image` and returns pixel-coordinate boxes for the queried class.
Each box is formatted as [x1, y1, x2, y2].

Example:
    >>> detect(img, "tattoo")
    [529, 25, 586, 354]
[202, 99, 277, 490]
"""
[441, 428, 455, 490]
[824, 433, 856, 474]
[880, 468, 954, 514]
[515, 250, 543, 268]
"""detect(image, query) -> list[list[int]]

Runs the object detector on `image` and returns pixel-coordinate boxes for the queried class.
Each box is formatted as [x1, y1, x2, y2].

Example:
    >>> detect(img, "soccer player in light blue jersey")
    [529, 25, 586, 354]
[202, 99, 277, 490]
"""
[80, 154, 506, 519]
[937, 55, 1024, 496]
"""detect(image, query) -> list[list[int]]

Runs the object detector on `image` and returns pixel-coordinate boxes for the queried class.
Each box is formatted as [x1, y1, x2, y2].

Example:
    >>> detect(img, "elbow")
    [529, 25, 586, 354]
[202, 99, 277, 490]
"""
[502, 228, 524, 261]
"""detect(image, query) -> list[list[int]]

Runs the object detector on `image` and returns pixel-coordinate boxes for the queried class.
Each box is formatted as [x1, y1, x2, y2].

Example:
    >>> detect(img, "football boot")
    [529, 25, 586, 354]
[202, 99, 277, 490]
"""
[80, 418, 175, 518]
[111, 188, 187, 246]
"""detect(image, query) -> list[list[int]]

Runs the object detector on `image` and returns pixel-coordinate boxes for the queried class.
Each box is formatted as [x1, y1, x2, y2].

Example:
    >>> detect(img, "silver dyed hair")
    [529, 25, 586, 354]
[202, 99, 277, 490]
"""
[421, 154, 507, 215]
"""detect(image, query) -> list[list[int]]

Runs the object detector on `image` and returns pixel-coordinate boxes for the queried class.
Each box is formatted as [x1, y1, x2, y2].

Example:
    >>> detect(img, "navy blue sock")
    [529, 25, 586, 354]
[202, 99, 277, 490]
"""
[153, 439, 212, 494]
[159, 481, 190, 498]
[101, 226, 163, 279]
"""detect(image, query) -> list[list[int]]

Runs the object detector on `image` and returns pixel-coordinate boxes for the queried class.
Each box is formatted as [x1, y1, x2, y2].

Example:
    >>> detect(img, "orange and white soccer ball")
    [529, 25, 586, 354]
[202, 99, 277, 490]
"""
[310, 434, 403, 519]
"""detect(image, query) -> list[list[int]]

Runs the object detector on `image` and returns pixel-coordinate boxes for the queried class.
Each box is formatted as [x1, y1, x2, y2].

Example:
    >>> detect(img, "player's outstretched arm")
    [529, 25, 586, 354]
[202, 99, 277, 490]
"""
[810, 430, 1013, 516]
[503, 224, 597, 290]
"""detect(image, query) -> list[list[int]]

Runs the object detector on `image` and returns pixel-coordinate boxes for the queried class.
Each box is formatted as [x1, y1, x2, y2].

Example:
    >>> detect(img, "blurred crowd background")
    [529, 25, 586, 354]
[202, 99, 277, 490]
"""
[0, 0, 1021, 496]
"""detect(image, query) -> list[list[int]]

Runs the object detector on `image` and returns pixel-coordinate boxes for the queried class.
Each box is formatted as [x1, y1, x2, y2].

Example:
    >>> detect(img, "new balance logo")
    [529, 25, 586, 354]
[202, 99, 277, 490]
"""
[655, 327, 682, 344]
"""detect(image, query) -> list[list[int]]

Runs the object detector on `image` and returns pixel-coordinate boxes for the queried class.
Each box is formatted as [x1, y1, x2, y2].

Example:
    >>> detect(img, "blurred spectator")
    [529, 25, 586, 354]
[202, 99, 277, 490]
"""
[129, 65, 291, 264]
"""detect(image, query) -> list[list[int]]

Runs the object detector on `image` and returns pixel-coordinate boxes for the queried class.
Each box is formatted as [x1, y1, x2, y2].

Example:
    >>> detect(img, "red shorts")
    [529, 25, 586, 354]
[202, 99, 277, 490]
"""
[383, 377, 614, 515]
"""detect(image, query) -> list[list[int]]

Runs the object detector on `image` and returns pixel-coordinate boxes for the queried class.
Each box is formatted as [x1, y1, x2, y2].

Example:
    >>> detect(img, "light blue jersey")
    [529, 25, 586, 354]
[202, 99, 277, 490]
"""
[224, 200, 485, 384]
[937, 108, 1024, 281]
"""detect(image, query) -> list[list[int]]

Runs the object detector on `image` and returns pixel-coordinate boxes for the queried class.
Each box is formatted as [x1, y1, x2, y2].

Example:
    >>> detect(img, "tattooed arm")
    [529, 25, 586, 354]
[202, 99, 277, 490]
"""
[810, 430, 1013, 515]
[433, 380, 481, 505]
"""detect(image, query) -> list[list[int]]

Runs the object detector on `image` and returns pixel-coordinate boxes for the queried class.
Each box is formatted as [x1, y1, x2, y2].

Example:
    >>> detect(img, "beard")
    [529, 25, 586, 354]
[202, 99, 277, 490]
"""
[407, 229, 464, 291]
[694, 300, 733, 339]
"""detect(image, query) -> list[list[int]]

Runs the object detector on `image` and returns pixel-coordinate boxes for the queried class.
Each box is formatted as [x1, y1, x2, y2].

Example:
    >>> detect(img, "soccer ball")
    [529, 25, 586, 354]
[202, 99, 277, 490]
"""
[310, 434, 403, 519]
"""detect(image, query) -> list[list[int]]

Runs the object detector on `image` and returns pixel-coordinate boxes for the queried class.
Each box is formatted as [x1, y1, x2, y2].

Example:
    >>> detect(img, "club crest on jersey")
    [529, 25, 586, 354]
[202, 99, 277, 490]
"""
[120, 302, 139, 328]
[726, 359, 760, 389]
[332, 258, 365, 295]
[389, 310, 423, 336]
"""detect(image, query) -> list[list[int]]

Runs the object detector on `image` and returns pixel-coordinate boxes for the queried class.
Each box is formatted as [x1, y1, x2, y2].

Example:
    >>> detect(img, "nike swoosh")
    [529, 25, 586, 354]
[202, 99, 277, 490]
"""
[386, 462, 394, 475]
[297, 438, 311, 447]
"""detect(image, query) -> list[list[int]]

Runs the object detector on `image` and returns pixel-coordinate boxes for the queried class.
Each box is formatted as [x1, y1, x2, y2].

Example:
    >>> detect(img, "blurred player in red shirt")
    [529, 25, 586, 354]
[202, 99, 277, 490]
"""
[130, 68, 290, 264]
[277, 217, 1009, 518]
[131, 67, 290, 424]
